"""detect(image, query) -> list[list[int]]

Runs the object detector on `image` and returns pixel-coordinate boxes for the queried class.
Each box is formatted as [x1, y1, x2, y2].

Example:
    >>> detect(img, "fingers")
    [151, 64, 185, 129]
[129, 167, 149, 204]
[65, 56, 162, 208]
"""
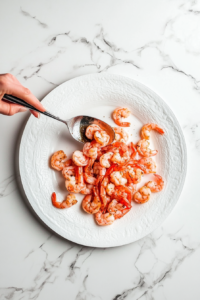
[0, 101, 28, 116]
[0, 73, 45, 114]
[0, 101, 40, 117]
[0, 73, 21, 85]
[30, 110, 40, 118]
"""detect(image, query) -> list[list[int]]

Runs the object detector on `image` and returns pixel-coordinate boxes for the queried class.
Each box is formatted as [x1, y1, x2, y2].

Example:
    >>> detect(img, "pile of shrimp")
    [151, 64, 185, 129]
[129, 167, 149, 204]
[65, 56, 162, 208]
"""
[51, 107, 165, 226]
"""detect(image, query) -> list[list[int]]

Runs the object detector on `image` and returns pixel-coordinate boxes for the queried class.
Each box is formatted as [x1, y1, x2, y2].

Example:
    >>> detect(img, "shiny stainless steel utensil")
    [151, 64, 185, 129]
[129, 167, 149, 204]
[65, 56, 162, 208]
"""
[3, 94, 115, 144]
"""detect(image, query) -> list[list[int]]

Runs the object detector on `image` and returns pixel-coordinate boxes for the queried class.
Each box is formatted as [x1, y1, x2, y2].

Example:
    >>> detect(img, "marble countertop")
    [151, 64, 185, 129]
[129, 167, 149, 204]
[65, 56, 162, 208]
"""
[1, 0, 200, 299]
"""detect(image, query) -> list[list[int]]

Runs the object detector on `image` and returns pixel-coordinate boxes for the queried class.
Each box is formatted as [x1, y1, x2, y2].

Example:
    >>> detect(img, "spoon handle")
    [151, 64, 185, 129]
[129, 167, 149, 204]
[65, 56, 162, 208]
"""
[2, 94, 67, 124]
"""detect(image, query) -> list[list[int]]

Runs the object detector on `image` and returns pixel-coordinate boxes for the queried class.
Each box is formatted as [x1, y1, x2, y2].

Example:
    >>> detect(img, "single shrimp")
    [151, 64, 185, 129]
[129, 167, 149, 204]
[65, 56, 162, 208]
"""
[136, 157, 156, 174]
[133, 186, 151, 204]
[51, 150, 67, 171]
[93, 162, 106, 183]
[85, 124, 101, 140]
[80, 184, 94, 195]
[72, 150, 89, 166]
[106, 183, 115, 196]
[83, 142, 99, 159]
[51, 192, 77, 209]
[95, 211, 115, 226]
[113, 186, 132, 207]
[62, 166, 76, 180]
[84, 158, 97, 185]
[128, 142, 137, 159]
[94, 130, 110, 146]
[63, 159, 73, 167]
[107, 199, 130, 219]
[97, 148, 104, 160]
[101, 142, 126, 158]
[146, 174, 164, 192]
[136, 140, 158, 157]
[100, 177, 111, 208]
[110, 171, 127, 186]
[126, 183, 137, 196]
[123, 166, 138, 197]
[113, 107, 131, 127]
[111, 142, 130, 165]
[141, 123, 164, 140]
[65, 166, 85, 193]
[126, 166, 144, 184]
[101, 176, 109, 189]
[105, 164, 121, 176]
[82, 187, 101, 214]
[99, 152, 113, 168]
[111, 151, 130, 165]
[101, 144, 118, 153]
[113, 127, 129, 143]
[84, 174, 96, 185]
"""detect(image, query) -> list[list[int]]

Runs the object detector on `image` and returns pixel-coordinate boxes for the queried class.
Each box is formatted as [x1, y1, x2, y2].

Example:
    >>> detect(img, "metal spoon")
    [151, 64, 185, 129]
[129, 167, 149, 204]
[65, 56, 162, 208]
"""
[3, 94, 115, 144]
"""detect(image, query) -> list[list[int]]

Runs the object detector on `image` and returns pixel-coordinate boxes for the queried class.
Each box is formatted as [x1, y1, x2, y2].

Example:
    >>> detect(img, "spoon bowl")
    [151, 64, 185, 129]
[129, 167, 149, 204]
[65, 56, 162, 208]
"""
[67, 115, 115, 144]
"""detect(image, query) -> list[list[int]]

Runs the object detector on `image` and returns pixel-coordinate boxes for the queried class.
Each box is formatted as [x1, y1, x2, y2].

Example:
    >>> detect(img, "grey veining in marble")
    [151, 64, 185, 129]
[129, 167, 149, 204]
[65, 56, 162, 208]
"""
[1, 0, 200, 299]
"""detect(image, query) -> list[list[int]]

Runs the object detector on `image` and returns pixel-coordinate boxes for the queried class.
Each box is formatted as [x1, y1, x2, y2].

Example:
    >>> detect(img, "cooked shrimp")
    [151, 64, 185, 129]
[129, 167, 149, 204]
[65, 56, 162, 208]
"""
[80, 184, 94, 195]
[95, 211, 115, 226]
[146, 174, 164, 192]
[141, 123, 164, 140]
[106, 183, 115, 196]
[101, 144, 118, 153]
[128, 142, 137, 159]
[65, 166, 85, 193]
[94, 130, 110, 146]
[100, 177, 111, 208]
[137, 157, 156, 174]
[107, 199, 130, 219]
[113, 127, 129, 143]
[97, 148, 104, 160]
[111, 151, 130, 165]
[126, 183, 137, 196]
[84, 158, 97, 185]
[51, 150, 67, 171]
[133, 186, 151, 204]
[93, 162, 106, 175]
[62, 166, 76, 180]
[126, 166, 144, 184]
[113, 107, 131, 127]
[83, 142, 99, 159]
[84, 173, 96, 185]
[63, 159, 73, 167]
[99, 152, 113, 168]
[123, 166, 138, 196]
[110, 171, 127, 186]
[101, 176, 109, 188]
[82, 187, 101, 214]
[72, 151, 89, 166]
[101, 142, 126, 157]
[93, 162, 106, 183]
[136, 140, 158, 157]
[113, 186, 132, 207]
[111, 142, 130, 165]
[51, 113, 166, 226]
[51, 192, 77, 209]
[105, 164, 122, 177]
[85, 124, 101, 140]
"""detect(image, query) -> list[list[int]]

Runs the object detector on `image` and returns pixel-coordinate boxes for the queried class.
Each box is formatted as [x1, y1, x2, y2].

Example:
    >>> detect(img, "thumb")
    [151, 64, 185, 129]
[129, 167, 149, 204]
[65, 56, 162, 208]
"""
[0, 101, 28, 116]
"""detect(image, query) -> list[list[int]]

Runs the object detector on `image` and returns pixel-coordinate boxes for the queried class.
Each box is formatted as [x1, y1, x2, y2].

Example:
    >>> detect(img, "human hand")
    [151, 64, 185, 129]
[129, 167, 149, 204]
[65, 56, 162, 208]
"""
[0, 73, 45, 117]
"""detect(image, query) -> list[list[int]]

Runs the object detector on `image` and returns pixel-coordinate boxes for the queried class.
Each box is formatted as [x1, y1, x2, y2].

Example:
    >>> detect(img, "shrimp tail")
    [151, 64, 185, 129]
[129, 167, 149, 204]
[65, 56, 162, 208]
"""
[51, 192, 60, 208]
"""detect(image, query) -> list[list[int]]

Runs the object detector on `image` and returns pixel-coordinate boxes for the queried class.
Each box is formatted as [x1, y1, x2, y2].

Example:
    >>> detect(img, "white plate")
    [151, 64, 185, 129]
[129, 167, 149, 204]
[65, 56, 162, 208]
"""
[19, 73, 187, 247]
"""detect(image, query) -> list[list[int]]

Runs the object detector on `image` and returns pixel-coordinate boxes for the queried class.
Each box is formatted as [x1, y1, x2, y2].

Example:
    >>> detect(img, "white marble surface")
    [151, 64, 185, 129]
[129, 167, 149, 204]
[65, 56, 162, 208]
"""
[0, 0, 200, 299]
